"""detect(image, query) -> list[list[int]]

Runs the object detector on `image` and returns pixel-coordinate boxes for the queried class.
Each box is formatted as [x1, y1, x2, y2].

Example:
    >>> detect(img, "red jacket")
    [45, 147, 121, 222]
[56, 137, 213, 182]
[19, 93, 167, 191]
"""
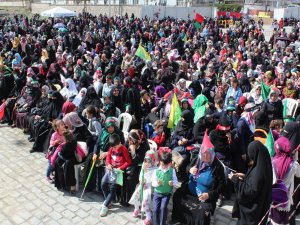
[151, 132, 166, 148]
[106, 145, 132, 170]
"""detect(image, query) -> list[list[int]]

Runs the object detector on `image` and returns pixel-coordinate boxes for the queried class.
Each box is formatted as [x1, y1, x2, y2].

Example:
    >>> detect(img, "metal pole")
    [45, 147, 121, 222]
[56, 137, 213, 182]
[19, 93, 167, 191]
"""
[212, 0, 215, 18]
[109, 0, 111, 17]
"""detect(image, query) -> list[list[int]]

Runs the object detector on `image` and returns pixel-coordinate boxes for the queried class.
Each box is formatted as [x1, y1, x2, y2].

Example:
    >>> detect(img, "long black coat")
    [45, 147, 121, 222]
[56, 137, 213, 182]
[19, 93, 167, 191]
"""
[231, 141, 273, 225]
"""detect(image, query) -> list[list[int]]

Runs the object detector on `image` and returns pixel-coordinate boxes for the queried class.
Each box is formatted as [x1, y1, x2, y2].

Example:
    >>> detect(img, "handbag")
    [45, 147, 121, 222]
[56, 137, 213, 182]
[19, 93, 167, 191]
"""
[17, 106, 30, 113]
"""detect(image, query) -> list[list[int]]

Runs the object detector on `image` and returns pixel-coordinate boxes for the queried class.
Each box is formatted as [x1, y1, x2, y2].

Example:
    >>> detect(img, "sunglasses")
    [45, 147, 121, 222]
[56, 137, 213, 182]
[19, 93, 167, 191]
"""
[128, 135, 138, 144]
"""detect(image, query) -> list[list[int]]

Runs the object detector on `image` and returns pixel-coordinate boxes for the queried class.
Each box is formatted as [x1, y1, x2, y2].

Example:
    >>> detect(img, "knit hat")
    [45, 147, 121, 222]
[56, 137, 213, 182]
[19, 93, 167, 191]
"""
[227, 104, 236, 111]
[114, 76, 120, 81]
[218, 116, 231, 131]
[181, 98, 188, 103]
[105, 117, 117, 127]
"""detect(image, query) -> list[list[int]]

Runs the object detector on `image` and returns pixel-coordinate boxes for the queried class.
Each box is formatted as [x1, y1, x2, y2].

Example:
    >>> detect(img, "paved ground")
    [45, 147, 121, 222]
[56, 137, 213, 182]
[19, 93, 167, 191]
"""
[0, 124, 240, 225]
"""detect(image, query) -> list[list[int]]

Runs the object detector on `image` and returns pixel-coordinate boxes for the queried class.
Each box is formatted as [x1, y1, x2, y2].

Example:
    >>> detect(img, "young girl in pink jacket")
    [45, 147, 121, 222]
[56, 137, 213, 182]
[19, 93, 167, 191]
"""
[46, 120, 66, 183]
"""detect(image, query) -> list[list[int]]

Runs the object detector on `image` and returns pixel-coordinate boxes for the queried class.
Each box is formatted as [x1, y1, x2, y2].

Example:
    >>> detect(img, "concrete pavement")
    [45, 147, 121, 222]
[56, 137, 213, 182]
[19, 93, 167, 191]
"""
[0, 124, 299, 225]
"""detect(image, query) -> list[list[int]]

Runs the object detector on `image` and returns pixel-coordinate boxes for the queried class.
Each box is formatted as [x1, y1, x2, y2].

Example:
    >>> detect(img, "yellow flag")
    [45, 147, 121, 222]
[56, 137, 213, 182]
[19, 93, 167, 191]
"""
[167, 94, 182, 129]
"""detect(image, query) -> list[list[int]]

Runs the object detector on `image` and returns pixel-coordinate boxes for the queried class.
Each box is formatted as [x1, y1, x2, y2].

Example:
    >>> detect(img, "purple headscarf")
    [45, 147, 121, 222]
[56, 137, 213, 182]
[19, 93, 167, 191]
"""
[154, 85, 167, 106]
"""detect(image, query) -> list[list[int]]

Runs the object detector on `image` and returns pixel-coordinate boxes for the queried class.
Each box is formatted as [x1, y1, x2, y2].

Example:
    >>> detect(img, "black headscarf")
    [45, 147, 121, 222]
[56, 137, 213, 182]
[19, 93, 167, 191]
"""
[188, 80, 202, 98]
[283, 122, 300, 151]
[254, 110, 269, 131]
[110, 85, 124, 112]
[44, 91, 64, 122]
[77, 86, 102, 114]
[174, 110, 194, 136]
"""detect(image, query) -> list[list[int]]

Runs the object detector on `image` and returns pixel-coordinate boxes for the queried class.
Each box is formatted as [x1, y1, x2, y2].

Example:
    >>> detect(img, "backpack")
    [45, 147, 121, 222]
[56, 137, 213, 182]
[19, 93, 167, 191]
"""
[271, 162, 289, 206]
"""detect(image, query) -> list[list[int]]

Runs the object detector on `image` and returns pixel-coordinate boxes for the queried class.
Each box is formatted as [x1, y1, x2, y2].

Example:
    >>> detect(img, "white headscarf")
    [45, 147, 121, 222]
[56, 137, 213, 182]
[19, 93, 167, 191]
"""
[72, 88, 87, 107]
[60, 78, 78, 99]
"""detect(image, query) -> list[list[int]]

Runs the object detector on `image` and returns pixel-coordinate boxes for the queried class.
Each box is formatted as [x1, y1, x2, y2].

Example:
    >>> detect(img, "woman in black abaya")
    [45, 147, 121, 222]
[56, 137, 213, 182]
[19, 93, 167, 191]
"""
[77, 86, 102, 115]
[30, 91, 64, 153]
[229, 140, 273, 225]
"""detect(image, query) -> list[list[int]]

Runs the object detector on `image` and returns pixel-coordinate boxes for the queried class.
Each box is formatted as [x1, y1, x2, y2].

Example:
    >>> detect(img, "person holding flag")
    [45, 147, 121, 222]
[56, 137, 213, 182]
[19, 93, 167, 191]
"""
[261, 87, 283, 125]
[172, 130, 225, 225]
[171, 110, 195, 180]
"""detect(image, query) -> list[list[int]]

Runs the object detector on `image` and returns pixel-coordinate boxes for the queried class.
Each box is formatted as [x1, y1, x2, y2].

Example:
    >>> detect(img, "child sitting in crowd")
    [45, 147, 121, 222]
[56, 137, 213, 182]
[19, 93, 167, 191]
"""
[151, 120, 166, 148]
[100, 134, 132, 217]
[86, 105, 102, 148]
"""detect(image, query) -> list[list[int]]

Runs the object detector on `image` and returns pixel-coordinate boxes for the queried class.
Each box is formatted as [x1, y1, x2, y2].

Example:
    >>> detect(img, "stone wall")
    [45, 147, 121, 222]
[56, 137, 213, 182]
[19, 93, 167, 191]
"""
[30, 3, 215, 19]
[31, 3, 142, 16]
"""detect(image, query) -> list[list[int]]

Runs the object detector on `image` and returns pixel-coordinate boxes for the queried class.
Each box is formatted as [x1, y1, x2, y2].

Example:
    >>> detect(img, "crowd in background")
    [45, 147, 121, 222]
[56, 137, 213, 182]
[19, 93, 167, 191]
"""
[0, 12, 300, 225]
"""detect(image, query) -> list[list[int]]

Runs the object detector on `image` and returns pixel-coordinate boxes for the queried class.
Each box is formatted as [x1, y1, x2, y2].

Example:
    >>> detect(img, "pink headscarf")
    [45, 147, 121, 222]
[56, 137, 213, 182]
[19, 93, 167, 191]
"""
[63, 112, 84, 132]
[272, 137, 293, 180]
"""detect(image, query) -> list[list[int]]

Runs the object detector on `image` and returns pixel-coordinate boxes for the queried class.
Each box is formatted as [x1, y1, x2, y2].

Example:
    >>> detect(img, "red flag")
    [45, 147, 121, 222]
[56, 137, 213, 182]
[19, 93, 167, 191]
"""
[195, 13, 204, 23]
[0, 102, 6, 121]
[202, 129, 214, 149]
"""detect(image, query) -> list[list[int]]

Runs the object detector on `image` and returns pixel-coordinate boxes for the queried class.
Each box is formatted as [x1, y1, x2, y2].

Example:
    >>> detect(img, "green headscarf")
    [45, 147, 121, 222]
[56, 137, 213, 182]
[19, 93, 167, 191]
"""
[192, 94, 208, 123]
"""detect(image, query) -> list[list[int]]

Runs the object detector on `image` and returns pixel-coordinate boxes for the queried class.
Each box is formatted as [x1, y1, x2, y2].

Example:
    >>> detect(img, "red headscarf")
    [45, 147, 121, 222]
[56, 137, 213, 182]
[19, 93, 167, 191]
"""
[62, 101, 76, 116]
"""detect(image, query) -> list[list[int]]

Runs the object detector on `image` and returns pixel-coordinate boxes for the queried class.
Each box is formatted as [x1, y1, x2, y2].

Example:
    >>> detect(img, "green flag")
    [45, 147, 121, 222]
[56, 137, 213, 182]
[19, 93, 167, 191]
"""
[114, 169, 124, 186]
[140, 166, 144, 213]
[265, 130, 275, 157]
[182, 34, 188, 43]
[135, 44, 151, 61]
[261, 80, 270, 100]
[283, 98, 288, 119]
[194, 22, 201, 30]
[167, 94, 182, 129]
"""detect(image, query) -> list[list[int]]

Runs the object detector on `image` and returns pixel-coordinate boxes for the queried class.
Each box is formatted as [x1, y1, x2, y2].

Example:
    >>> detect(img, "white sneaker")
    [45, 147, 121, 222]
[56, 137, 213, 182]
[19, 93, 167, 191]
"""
[100, 205, 108, 217]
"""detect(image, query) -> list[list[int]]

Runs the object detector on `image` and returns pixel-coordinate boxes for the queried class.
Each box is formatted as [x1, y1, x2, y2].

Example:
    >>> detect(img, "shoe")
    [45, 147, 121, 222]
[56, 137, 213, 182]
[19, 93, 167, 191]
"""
[100, 205, 108, 217]
[70, 186, 76, 195]
[50, 173, 55, 180]
[217, 197, 223, 207]
[46, 177, 54, 184]
[120, 201, 130, 207]
[28, 137, 34, 142]
[23, 129, 29, 134]
[143, 219, 151, 225]
[169, 220, 181, 225]
[132, 209, 140, 218]
[10, 124, 16, 128]
[29, 149, 36, 153]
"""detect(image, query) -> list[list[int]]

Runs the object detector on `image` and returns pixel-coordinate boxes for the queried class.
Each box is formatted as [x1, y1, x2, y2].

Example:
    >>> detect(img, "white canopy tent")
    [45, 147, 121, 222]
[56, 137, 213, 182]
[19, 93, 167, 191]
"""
[40, 7, 77, 17]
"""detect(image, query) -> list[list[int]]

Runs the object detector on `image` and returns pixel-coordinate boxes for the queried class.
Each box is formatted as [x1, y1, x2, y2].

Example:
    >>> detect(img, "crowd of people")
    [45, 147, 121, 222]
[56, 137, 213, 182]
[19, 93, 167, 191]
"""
[0, 12, 300, 225]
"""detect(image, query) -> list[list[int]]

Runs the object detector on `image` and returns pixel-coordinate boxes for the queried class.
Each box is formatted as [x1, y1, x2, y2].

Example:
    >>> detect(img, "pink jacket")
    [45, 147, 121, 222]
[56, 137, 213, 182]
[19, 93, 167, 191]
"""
[49, 132, 64, 148]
